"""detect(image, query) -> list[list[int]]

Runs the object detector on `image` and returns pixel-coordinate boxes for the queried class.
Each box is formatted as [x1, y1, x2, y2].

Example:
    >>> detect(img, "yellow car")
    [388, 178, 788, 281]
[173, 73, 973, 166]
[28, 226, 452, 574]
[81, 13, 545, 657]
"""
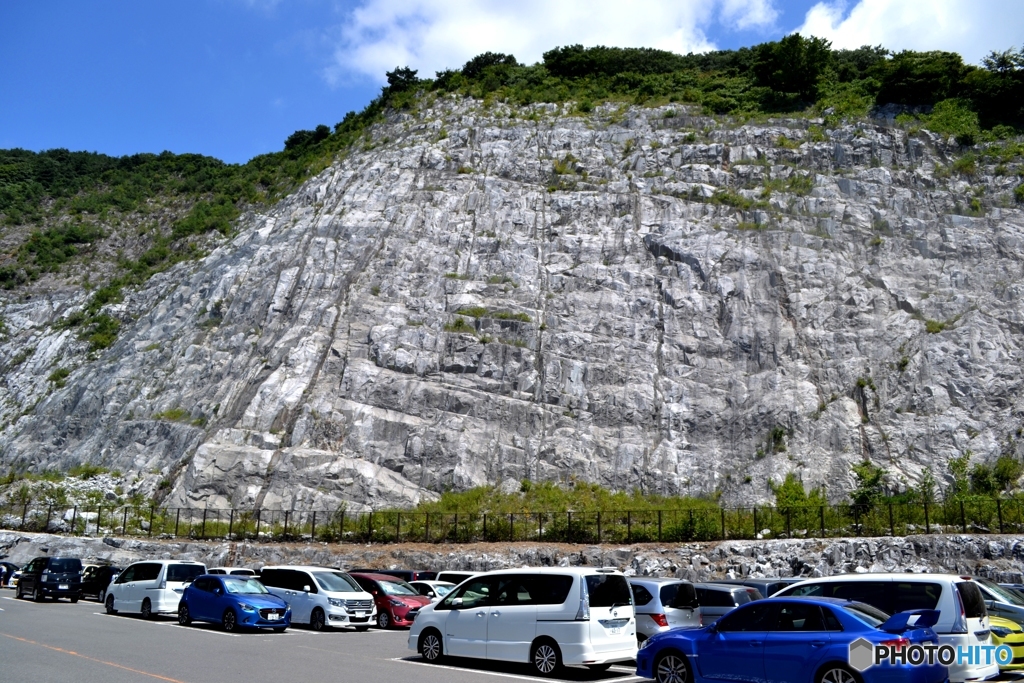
[990, 616, 1024, 671]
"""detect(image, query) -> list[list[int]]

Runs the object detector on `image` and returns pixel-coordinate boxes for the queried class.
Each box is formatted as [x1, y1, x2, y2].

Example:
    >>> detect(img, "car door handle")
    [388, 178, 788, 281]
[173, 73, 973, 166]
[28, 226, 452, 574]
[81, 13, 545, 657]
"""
[810, 641, 826, 648]
[476, 611, 486, 617]
[491, 611, 500, 617]
[750, 641, 762, 646]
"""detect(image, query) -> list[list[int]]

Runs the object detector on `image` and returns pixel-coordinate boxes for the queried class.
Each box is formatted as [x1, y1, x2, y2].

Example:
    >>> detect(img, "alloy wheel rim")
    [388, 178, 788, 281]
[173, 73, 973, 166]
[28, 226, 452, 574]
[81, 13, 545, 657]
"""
[423, 635, 440, 660]
[821, 669, 855, 683]
[225, 612, 235, 630]
[657, 655, 688, 683]
[535, 645, 556, 673]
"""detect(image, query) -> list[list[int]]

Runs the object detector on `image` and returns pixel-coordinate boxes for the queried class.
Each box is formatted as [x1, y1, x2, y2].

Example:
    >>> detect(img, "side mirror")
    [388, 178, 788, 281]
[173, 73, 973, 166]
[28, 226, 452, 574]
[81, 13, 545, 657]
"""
[451, 597, 463, 607]
[303, 585, 311, 593]
[214, 587, 223, 595]
[427, 591, 435, 597]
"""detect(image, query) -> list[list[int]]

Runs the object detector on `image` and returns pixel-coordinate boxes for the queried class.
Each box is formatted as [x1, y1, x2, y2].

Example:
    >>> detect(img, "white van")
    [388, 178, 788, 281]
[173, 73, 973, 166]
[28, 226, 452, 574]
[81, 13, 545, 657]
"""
[105, 560, 206, 618]
[435, 571, 479, 586]
[774, 573, 999, 682]
[259, 566, 376, 631]
[409, 567, 637, 675]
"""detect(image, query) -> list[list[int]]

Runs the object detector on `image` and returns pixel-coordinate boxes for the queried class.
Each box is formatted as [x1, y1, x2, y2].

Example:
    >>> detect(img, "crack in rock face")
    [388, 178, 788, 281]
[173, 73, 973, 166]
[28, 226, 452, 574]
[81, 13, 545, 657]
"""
[2, 99, 1023, 510]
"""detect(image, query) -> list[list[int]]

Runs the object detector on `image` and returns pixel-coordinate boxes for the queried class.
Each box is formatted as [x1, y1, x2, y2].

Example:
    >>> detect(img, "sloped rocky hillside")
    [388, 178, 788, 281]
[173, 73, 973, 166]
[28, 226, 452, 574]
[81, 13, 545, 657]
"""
[1, 97, 1023, 511]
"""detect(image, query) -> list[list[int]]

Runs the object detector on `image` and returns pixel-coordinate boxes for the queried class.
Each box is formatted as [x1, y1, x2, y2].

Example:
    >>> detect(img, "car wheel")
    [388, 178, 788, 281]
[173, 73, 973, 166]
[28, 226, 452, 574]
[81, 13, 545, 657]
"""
[817, 665, 860, 683]
[377, 611, 391, 629]
[178, 603, 192, 626]
[587, 664, 613, 672]
[531, 639, 563, 676]
[654, 652, 692, 683]
[222, 609, 237, 632]
[98, 588, 106, 603]
[32, 587, 43, 603]
[419, 629, 444, 663]
[16, 584, 24, 600]
[105, 595, 117, 615]
[310, 607, 327, 631]
[141, 599, 153, 620]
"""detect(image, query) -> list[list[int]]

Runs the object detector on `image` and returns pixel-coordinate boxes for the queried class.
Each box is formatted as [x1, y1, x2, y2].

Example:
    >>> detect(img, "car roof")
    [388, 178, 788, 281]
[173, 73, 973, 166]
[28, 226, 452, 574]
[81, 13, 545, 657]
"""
[127, 559, 204, 565]
[628, 577, 691, 585]
[787, 573, 968, 583]
[457, 567, 621, 577]
[411, 580, 454, 586]
[260, 565, 348, 572]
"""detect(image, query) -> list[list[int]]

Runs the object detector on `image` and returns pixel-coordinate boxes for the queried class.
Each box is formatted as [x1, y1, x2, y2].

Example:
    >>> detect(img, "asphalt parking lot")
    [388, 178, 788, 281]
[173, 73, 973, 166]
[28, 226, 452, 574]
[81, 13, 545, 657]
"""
[0, 589, 643, 683]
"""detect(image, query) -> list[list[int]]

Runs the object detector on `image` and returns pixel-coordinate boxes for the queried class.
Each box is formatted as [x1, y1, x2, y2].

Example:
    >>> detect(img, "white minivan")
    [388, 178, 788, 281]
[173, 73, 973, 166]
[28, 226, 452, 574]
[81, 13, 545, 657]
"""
[774, 573, 999, 682]
[259, 566, 376, 631]
[409, 567, 637, 675]
[105, 560, 207, 618]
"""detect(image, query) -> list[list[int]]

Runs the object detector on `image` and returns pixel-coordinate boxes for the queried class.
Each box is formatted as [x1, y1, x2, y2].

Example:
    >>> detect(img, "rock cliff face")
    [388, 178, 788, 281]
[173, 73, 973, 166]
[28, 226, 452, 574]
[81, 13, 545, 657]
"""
[1, 97, 1023, 509]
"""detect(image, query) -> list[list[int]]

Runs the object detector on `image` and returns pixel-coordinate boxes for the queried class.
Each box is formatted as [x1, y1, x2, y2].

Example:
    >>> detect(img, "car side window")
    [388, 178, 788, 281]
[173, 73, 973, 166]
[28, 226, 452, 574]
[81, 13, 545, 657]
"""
[772, 603, 826, 632]
[494, 575, 534, 606]
[136, 563, 161, 582]
[786, 583, 823, 597]
[297, 571, 317, 593]
[632, 585, 654, 606]
[822, 607, 844, 631]
[697, 588, 734, 607]
[116, 566, 136, 583]
[715, 602, 779, 632]
[893, 582, 941, 611]
[445, 577, 494, 609]
[830, 582, 891, 614]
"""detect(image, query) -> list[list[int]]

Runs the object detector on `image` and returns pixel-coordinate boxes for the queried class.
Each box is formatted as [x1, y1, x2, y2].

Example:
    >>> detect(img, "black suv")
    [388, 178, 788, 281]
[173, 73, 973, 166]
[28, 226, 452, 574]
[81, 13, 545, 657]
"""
[81, 565, 122, 602]
[17, 556, 83, 602]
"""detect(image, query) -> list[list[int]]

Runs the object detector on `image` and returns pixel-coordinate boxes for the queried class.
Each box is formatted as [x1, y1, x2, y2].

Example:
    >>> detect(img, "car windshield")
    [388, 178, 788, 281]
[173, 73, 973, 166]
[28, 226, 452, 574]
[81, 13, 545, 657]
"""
[314, 572, 361, 593]
[223, 578, 268, 595]
[49, 559, 81, 572]
[380, 580, 418, 596]
[842, 601, 890, 628]
[978, 579, 1024, 605]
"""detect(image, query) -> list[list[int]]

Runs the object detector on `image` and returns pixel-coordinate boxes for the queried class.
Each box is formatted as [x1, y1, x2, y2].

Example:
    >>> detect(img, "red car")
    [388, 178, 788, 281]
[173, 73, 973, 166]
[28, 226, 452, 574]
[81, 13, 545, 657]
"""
[349, 572, 431, 629]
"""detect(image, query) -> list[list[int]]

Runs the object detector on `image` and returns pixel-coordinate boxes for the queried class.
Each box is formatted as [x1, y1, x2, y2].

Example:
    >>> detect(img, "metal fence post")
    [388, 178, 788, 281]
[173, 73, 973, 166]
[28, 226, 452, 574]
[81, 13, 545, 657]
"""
[310, 511, 316, 541]
[820, 506, 825, 538]
[228, 509, 234, 539]
[122, 507, 128, 536]
[148, 507, 154, 537]
[720, 508, 726, 540]
[71, 506, 78, 534]
[923, 501, 930, 534]
[21, 503, 27, 528]
[627, 511, 632, 543]
[888, 503, 894, 537]
[254, 509, 261, 539]
[509, 513, 514, 542]
[201, 509, 208, 540]
[45, 505, 52, 532]
[96, 506, 102, 535]
[753, 507, 758, 538]
[396, 512, 401, 542]
[786, 509, 792, 538]
[960, 500, 967, 533]
[998, 499, 1004, 534]
[283, 511, 289, 539]
[174, 508, 180, 537]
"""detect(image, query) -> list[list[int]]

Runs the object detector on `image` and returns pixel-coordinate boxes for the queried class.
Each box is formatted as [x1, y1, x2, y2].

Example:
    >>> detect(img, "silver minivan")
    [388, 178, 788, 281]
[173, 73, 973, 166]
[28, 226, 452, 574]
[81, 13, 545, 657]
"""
[694, 582, 763, 624]
[629, 577, 701, 642]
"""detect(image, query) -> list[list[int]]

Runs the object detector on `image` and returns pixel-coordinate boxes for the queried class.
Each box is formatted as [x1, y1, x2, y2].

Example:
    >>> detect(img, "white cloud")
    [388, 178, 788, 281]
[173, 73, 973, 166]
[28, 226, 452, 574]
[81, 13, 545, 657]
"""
[325, 0, 780, 85]
[797, 0, 1024, 64]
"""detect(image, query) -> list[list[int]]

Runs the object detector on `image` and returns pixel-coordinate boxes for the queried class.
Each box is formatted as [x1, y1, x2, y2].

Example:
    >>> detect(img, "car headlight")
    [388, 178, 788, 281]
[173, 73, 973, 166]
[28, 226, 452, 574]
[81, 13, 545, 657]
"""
[238, 603, 256, 612]
[639, 638, 653, 650]
[992, 626, 1012, 638]
[328, 598, 344, 607]
[389, 598, 404, 607]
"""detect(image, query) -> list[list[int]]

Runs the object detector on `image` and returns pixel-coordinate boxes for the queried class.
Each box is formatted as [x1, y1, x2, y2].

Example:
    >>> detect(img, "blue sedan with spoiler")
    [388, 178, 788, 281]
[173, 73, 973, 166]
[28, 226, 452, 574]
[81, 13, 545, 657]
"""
[636, 597, 947, 683]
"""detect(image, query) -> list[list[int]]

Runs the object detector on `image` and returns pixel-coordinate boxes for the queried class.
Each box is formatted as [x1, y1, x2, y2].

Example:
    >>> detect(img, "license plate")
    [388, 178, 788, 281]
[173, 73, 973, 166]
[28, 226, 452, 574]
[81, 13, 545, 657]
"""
[356, 612, 367, 617]
[58, 584, 69, 590]
[267, 613, 280, 621]
[609, 627, 621, 634]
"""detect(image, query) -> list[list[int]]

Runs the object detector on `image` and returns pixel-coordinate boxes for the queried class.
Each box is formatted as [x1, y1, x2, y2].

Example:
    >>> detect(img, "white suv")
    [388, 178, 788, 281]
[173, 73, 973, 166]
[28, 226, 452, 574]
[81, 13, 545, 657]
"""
[259, 566, 376, 631]
[105, 560, 207, 618]
[409, 567, 637, 675]
[774, 573, 999, 682]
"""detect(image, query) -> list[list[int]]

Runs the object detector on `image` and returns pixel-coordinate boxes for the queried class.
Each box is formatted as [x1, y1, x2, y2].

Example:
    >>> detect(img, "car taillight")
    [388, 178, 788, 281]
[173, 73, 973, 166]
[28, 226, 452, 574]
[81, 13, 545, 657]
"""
[575, 577, 590, 621]
[880, 637, 910, 651]
[699, 612, 703, 627]
[651, 614, 669, 627]
[952, 586, 968, 634]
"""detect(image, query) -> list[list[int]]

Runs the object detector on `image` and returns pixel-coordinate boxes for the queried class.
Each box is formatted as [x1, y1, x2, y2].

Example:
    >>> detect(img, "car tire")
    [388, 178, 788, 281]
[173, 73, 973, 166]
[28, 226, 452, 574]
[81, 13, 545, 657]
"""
[98, 588, 106, 603]
[377, 611, 391, 629]
[32, 587, 43, 603]
[587, 664, 613, 672]
[310, 607, 327, 631]
[105, 595, 117, 615]
[419, 629, 444, 663]
[654, 651, 692, 683]
[178, 603, 192, 626]
[141, 599, 153, 620]
[16, 584, 24, 600]
[222, 609, 237, 632]
[816, 664, 860, 683]
[531, 639, 563, 676]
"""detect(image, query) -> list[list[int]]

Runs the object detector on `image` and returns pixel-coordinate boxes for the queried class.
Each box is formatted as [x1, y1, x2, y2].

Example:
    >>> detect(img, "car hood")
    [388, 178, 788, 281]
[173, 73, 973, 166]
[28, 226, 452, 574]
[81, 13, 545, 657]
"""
[229, 593, 289, 609]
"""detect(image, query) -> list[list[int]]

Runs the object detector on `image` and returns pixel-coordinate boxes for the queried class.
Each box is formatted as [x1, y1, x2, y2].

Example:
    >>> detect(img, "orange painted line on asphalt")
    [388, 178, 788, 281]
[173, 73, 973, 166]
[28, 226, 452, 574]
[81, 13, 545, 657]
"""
[0, 632, 190, 683]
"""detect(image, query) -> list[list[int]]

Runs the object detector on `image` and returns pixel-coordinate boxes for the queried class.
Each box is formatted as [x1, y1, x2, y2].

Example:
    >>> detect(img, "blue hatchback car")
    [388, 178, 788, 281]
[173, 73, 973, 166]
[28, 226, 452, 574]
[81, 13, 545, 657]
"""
[178, 575, 291, 632]
[636, 597, 947, 683]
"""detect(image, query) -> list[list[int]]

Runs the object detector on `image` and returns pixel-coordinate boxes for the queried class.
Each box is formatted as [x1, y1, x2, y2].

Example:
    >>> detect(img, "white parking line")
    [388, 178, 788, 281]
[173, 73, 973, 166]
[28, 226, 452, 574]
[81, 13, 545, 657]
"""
[391, 657, 642, 683]
[91, 612, 302, 637]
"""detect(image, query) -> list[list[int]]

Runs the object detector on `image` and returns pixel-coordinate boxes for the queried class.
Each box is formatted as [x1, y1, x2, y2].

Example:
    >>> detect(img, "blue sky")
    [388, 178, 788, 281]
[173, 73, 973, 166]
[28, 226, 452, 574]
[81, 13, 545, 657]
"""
[1, 0, 1020, 164]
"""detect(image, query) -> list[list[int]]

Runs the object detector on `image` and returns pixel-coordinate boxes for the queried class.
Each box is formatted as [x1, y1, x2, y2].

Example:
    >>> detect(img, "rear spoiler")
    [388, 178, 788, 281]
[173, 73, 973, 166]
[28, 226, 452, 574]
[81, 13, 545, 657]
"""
[880, 609, 940, 633]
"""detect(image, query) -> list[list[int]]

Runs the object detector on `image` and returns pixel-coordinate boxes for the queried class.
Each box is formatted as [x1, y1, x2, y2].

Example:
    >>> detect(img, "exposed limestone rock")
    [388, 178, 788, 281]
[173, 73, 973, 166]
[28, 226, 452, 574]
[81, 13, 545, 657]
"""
[1, 99, 1023, 508]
